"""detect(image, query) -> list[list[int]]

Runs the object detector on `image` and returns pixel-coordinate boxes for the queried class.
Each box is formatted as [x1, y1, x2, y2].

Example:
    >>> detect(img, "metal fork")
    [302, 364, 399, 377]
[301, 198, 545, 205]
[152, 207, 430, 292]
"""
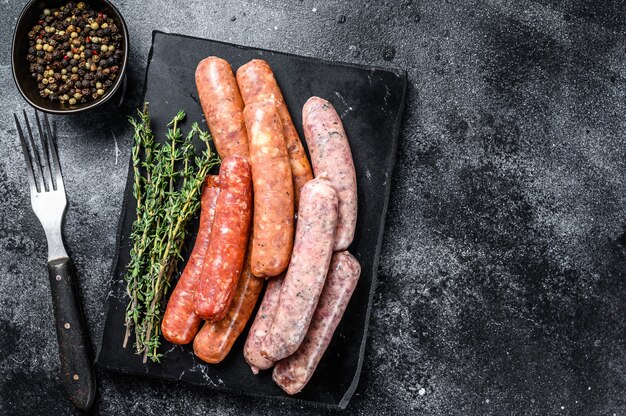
[15, 110, 96, 411]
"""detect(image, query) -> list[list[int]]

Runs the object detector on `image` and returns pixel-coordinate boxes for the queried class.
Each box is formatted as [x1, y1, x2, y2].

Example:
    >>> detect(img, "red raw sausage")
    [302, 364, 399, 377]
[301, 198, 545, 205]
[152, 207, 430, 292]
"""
[194, 156, 252, 321]
[260, 178, 338, 361]
[243, 273, 285, 374]
[303, 97, 357, 251]
[273, 251, 361, 394]
[236, 59, 313, 208]
[193, 243, 264, 363]
[161, 176, 220, 345]
[244, 101, 294, 278]
[196, 57, 249, 160]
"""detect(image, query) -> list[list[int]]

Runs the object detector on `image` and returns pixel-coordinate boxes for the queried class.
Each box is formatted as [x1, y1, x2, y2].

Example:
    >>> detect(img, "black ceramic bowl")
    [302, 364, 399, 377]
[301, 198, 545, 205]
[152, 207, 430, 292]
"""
[12, 0, 129, 114]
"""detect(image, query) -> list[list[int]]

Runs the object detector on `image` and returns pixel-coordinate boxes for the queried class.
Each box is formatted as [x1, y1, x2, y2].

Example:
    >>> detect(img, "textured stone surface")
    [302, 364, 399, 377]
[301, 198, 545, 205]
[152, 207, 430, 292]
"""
[1, 0, 626, 415]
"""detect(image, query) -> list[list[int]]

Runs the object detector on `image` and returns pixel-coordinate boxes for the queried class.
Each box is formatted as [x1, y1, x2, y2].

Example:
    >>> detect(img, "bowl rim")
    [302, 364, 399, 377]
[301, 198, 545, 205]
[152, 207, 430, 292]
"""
[11, 0, 130, 115]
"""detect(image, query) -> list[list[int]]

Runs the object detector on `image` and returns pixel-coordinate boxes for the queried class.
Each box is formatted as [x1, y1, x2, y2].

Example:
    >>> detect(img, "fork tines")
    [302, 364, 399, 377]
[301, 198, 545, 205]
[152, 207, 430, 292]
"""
[14, 110, 63, 194]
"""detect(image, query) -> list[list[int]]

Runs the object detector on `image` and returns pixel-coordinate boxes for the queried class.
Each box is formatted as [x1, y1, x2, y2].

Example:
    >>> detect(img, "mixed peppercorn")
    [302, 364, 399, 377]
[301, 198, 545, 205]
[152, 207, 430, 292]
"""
[26, 1, 124, 105]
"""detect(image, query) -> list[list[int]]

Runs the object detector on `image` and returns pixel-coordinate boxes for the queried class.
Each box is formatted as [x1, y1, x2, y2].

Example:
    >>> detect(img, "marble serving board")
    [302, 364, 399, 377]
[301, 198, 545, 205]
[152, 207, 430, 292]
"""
[97, 31, 407, 409]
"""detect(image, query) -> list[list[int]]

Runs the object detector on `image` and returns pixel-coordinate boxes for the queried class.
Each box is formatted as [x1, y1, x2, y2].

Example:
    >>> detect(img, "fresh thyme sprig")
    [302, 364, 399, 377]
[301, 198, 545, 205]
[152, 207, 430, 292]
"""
[123, 104, 220, 362]
[124, 103, 153, 349]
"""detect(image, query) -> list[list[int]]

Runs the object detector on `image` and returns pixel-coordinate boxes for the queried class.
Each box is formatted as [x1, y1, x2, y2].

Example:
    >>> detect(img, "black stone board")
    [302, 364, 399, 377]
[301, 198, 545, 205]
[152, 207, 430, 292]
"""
[97, 31, 407, 409]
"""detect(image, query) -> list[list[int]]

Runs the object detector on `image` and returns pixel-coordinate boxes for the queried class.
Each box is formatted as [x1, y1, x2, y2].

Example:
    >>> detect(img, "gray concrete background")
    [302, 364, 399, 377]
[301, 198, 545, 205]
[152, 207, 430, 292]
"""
[1, 0, 626, 415]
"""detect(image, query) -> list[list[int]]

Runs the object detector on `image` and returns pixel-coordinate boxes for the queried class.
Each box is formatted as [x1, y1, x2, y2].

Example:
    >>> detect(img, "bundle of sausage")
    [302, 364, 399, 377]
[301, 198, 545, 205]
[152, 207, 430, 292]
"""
[244, 93, 361, 394]
[162, 56, 307, 361]
[162, 56, 362, 395]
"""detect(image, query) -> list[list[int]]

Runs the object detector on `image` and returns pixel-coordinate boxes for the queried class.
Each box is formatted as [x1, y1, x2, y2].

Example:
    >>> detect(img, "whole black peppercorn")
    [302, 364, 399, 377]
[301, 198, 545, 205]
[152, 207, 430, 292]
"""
[28, 47, 36, 54]
[27, 54, 36, 62]
[36, 50, 45, 57]
[69, 59, 77, 66]
[84, 49, 92, 58]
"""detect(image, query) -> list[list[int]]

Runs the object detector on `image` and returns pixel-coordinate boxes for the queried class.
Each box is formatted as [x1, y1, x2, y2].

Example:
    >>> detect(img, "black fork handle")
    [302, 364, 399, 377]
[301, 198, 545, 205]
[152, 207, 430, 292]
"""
[48, 257, 96, 411]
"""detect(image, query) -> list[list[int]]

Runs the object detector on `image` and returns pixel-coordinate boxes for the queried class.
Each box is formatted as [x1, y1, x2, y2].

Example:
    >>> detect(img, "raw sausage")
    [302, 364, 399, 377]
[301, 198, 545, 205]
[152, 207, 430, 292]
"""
[194, 156, 252, 321]
[161, 176, 220, 345]
[193, 243, 264, 363]
[303, 97, 357, 251]
[260, 178, 338, 361]
[236, 59, 313, 207]
[244, 101, 294, 277]
[273, 251, 361, 394]
[243, 273, 285, 374]
[196, 57, 249, 159]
